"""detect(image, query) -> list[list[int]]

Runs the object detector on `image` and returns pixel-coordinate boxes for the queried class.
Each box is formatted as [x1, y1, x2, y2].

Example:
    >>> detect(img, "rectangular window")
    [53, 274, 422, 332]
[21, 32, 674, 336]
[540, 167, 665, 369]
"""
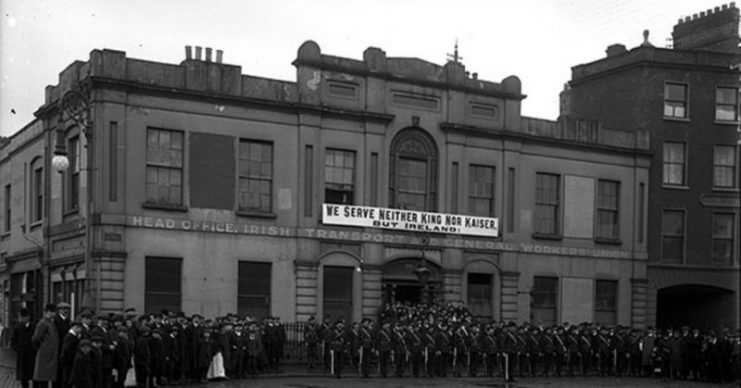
[596, 180, 620, 240]
[534, 173, 560, 235]
[712, 213, 735, 265]
[3, 184, 10, 232]
[716, 86, 739, 121]
[32, 166, 43, 222]
[397, 157, 427, 211]
[238, 140, 273, 213]
[661, 210, 685, 263]
[595, 280, 617, 326]
[145, 257, 182, 313]
[713, 145, 737, 188]
[663, 142, 686, 186]
[238, 262, 271, 318]
[66, 136, 80, 211]
[467, 273, 493, 322]
[145, 128, 183, 206]
[324, 149, 355, 205]
[468, 165, 495, 217]
[664, 82, 688, 119]
[531, 276, 558, 326]
[323, 266, 353, 322]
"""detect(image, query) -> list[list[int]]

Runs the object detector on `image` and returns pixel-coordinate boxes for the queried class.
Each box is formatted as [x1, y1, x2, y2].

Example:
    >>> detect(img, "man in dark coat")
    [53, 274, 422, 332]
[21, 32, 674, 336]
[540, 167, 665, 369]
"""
[111, 327, 131, 388]
[161, 326, 181, 384]
[60, 320, 84, 388]
[33, 303, 59, 386]
[304, 316, 319, 369]
[90, 336, 105, 388]
[69, 339, 94, 388]
[11, 308, 35, 388]
[135, 326, 151, 387]
[90, 315, 114, 388]
[53, 302, 71, 388]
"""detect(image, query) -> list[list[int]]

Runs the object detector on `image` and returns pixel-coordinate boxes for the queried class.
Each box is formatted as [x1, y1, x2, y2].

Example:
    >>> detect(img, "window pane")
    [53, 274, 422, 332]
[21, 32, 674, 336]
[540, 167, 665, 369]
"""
[714, 146, 736, 187]
[665, 83, 686, 101]
[717, 87, 737, 104]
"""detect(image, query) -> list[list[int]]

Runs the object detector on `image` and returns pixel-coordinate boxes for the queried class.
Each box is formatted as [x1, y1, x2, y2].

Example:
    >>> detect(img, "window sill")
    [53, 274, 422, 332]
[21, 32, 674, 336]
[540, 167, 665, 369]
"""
[142, 202, 189, 212]
[236, 210, 277, 219]
[662, 184, 689, 190]
[712, 187, 739, 193]
[532, 233, 563, 241]
[62, 208, 80, 218]
[662, 116, 690, 122]
[594, 237, 622, 246]
[28, 221, 43, 230]
[0, 231, 9, 239]
[714, 120, 740, 126]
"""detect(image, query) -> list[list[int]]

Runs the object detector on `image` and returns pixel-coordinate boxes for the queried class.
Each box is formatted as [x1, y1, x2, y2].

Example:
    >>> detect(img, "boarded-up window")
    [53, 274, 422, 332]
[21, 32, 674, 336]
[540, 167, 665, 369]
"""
[189, 133, 235, 209]
[531, 276, 558, 325]
[323, 266, 353, 322]
[467, 273, 493, 322]
[238, 262, 271, 319]
[145, 257, 182, 313]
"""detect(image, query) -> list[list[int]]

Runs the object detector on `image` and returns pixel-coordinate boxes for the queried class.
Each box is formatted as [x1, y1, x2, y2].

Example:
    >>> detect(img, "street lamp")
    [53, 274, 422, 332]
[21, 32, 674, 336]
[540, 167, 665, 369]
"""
[53, 86, 90, 172]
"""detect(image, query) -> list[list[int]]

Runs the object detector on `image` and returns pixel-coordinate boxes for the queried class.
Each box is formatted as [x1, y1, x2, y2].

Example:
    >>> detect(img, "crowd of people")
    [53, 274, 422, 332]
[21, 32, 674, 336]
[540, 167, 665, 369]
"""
[8, 300, 740, 387]
[308, 301, 739, 383]
[11, 303, 286, 387]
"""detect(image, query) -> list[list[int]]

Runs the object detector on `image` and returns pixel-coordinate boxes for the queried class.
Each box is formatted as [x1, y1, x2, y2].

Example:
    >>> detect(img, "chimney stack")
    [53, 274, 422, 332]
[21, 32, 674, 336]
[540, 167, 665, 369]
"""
[673, 2, 740, 53]
[195, 46, 202, 60]
[216, 49, 223, 63]
[205, 47, 212, 62]
[185, 45, 192, 60]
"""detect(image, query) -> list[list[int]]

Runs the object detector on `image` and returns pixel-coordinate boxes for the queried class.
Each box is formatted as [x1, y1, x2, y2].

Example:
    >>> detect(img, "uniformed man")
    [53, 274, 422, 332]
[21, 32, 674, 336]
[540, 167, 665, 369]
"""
[526, 327, 540, 377]
[406, 323, 423, 377]
[330, 320, 347, 378]
[540, 327, 556, 377]
[434, 322, 451, 377]
[377, 321, 393, 378]
[501, 322, 518, 382]
[304, 316, 319, 369]
[482, 325, 498, 377]
[422, 323, 437, 378]
[467, 325, 482, 377]
[452, 323, 468, 377]
[320, 315, 332, 371]
[358, 318, 374, 378]
[553, 326, 567, 377]
[392, 321, 408, 377]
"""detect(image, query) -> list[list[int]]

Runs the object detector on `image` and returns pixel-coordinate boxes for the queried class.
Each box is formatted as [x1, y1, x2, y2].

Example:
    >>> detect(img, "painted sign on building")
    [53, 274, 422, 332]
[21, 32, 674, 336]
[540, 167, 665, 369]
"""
[322, 204, 498, 237]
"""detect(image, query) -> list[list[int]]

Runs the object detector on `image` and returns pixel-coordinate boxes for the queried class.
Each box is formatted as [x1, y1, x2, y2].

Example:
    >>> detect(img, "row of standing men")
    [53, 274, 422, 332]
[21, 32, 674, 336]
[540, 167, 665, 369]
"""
[305, 315, 740, 384]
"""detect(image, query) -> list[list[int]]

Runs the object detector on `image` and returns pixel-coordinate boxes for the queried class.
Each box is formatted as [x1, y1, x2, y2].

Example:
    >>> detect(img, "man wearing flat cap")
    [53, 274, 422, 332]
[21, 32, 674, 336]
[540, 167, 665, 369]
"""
[70, 339, 94, 388]
[90, 315, 115, 388]
[61, 320, 84, 388]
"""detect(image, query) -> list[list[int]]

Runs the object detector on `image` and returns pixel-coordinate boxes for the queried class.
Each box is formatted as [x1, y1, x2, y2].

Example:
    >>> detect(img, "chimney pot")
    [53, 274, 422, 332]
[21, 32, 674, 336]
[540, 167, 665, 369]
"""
[216, 50, 223, 63]
[185, 45, 192, 60]
[700, 11, 706, 16]
[205, 47, 212, 62]
[685, 16, 691, 22]
[472, 72, 478, 80]
[715, 6, 720, 11]
[731, 2, 736, 9]
[195, 46, 202, 60]
[722, 4, 728, 9]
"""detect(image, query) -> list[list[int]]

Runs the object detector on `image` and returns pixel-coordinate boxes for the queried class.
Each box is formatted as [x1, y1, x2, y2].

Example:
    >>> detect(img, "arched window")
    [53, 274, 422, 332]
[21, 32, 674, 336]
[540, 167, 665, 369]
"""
[389, 128, 438, 211]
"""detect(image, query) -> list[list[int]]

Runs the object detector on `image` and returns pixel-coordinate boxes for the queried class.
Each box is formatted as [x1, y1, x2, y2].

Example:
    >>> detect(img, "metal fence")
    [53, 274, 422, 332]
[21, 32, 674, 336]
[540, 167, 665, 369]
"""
[282, 321, 307, 363]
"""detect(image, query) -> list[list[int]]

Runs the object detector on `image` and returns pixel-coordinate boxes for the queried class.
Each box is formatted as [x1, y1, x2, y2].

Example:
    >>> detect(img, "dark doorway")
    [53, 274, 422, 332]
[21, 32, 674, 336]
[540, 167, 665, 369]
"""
[657, 284, 735, 332]
[394, 283, 422, 304]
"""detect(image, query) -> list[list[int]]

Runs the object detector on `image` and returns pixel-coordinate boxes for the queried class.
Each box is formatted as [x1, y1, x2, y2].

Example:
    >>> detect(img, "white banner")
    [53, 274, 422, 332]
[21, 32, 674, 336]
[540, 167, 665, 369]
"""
[322, 204, 498, 237]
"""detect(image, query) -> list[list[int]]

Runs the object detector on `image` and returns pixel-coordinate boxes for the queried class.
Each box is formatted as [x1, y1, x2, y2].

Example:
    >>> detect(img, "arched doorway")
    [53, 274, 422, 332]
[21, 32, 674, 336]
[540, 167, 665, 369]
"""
[382, 258, 441, 305]
[656, 284, 735, 331]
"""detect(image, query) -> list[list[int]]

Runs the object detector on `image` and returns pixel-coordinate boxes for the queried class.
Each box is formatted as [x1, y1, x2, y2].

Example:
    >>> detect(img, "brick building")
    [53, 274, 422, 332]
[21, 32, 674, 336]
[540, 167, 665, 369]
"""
[1, 41, 650, 328]
[562, 3, 741, 330]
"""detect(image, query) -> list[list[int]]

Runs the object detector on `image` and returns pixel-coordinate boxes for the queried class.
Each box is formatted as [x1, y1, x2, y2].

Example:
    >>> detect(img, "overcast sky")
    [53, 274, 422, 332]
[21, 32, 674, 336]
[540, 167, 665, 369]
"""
[0, 0, 728, 137]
